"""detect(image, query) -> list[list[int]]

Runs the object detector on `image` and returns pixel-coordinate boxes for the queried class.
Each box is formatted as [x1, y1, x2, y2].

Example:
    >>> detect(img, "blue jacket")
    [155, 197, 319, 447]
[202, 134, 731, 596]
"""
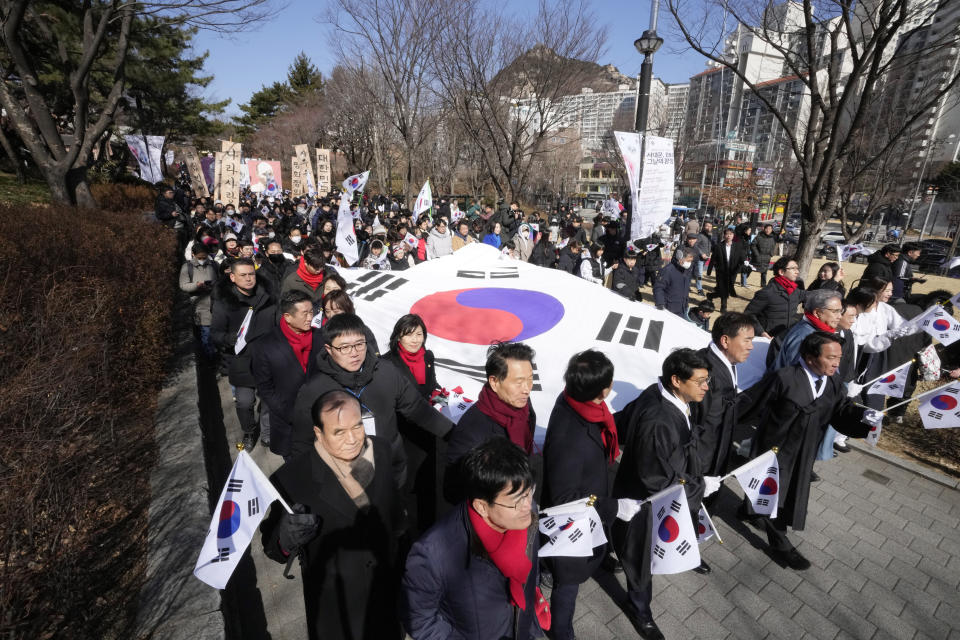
[771, 316, 818, 370]
[653, 255, 693, 316]
[401, 502, 542, 640]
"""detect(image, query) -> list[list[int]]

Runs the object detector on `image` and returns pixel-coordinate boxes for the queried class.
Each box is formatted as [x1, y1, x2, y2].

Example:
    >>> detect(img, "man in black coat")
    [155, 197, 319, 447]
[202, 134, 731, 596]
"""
[862, 244, 900, 283]
[612, 248, 643, 300]
[691, 312, 756, 479]
[707, 227, 747, 311]
[260, 391, 402, 640]
[752, 224, 777, 286]
[557, 241, 582, 274]
[612, 349, 719, 640]
[736, 332, 875, 569]
[745, 256, 806, 338]
[653, 247, 696, 317]
[289, 313, 452, 488]
[210, 258, 277, 451]
[251, 290, 324, 459]
[445, 342, 540, 504]
[257, 240, 294, 294]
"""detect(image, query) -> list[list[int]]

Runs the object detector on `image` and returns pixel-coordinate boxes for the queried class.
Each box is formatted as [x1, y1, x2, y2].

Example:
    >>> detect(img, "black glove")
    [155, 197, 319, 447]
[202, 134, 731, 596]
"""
[277, 503, 320, 554]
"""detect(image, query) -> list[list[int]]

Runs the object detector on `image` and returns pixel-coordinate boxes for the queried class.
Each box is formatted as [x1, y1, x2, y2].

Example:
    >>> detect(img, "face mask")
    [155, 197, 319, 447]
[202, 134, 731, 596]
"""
[268, 254, 285, 264]
[290, 236, 301, 244]
[268, 232, 275, 238]
[297, 207, 306, 214]
[682, 262, 692, 269]
[196, 259, 208, 266]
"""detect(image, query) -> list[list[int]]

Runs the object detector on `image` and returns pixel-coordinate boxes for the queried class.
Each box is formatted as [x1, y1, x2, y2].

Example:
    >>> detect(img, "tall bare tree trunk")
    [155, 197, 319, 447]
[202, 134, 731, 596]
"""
[0, 125, 24, 184]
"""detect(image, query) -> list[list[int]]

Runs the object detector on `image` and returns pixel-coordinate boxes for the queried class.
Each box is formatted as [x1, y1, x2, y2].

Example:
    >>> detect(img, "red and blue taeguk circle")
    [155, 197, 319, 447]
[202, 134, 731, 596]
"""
[933, 318, 951, 331]
[411, 288, 564, 345]
[880, 374, 896, 383]
[931, 394, 958, 411]
[759, 477, 779, 495]
[658, 515, 679, 543]
[217, 500, 241, 538]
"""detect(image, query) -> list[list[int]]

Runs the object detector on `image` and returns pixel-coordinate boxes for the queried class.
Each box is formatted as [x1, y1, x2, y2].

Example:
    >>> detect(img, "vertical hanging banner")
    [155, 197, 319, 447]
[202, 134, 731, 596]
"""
[293, 144, 316, 197]
[124, 135, 165, 184]
[179, 146, 210, 198]
[291, 154, 306, 197]
[614, 131, 642, 238]
[217, 140, 242, 209]
[635, 135, 675, 239]
[316, 148, 332, 196]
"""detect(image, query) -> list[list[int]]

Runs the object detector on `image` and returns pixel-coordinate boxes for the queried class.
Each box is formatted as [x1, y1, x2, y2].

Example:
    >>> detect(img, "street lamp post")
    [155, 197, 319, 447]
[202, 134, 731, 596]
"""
[634, 28, 664, 133]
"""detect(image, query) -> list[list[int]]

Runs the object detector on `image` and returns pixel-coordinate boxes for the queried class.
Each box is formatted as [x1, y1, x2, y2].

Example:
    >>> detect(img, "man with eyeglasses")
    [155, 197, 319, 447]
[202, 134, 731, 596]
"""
[289, 313, 453, 489]
[770, 289, 844, 371]
[402, 437, 548, 640]
[426, 216, 453, 259]
[745, 256, 807, 339]
[611, 349, 719, 640]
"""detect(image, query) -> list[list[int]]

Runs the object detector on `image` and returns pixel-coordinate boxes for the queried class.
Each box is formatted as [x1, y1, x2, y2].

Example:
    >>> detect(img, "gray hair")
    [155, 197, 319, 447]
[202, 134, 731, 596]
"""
[804, 289, 842, 313]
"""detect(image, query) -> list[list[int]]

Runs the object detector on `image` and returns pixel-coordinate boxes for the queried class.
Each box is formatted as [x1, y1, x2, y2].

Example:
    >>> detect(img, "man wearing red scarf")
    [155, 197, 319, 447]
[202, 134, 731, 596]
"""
[445, 342, 540, 504]
[770, 289, 843, 371]
[280, 245, 326, 313]
[746, 256, 808, 339]
[403, 438, 548, 640]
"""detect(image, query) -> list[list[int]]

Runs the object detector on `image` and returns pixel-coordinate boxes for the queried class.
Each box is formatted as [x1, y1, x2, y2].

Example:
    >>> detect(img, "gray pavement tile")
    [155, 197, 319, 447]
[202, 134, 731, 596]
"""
[904, 521, 945, 547]
[920, 502, 960, 528]
[757, 605, 804, 640]
[580, 582, 630, 624]
[909, 536, 953, 568]
[860, 579, 906, 617]
[704, 542, 743, 572]
[644, 610, 689, 640]
[720, 605, 769, 640]
[897, 504, 936, 530]
[655, 584, 700, 622]
[827, 580, 876, 619]
[727, 558, 773, 592]
[870, 624, 916, 640]
[757, 579, 801, 618]
[792, 603, 841, 640]
[691, 582, 737, 621]
[879, 538, 922, 567]
[871, 505, 909, 530]
[855, 559, 898, 590]
[824, 540, 866, 571]
[852, 540, 894, 569]
[570, 610, 616, 640]
[798, 565, 840, 596]
[848, 523, 887, 550]
[793, 579, 838, 615]
[898, 600, 952, 640]
[683, 607, 729, 640]
[887, 557, 932, 590]
[824, 559, 868, 591]
[759, 558, 804, 592]
[665, 569, 709, 597]
[819, 523, 862, 550]
[892, 579, 940, 616]
[725, 584, 771, 621]
[923, 576, 960, 602]
[875, 519, 916, 547]
[937, 533, 960, 557]
[794, 526, 832, 551]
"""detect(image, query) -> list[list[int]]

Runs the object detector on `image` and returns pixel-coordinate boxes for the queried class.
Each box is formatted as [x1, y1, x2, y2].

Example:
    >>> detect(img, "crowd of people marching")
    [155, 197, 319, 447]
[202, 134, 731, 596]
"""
[158, 182, 958, 640]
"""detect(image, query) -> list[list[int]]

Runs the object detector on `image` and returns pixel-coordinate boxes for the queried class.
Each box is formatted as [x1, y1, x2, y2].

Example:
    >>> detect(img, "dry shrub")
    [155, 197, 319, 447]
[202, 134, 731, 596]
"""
[90, 183, 157, 213]
[0, 205, 177, 638]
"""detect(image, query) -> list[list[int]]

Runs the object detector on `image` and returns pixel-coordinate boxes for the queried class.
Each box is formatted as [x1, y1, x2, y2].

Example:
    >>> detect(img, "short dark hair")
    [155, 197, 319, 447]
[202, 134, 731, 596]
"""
[799, 331, 842, 360]
[191, 243, 209, 256]
[563, 350, 614, 402]
[389, 314, 428, 354]
[711, 311, 755, 344]
[881, 243, 901, 256]
[485, 342, 535, 382]
[461, 438, 533, 504]
[695, 299, 715, 314]
[280, 289, 313, 316]
[232, 257, 256, 270]
[304, 246, 326, 270]
[771, 256, 795, 276]
[322, 268, 347, 292]
[323, 312, 366, 344]
[662, 348, 711, 391]
[846, 286, 878, 311]
[902, 242, 922, 253]
[858, 276, 891, 298]
[323, 289, 355, 316]
[311, 389, 360, 430]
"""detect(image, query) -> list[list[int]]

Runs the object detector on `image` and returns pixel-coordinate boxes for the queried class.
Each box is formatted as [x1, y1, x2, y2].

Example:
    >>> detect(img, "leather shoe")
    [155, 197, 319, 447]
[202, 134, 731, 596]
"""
[601, 553, 623, 574]
[241, 433, 258, 452]
[693, 560, 712, 575]
[629, 616, 665, 640]
[833, 441, 850, 453]
[810, 470, 821, 482]
[773, 547, 811, 570]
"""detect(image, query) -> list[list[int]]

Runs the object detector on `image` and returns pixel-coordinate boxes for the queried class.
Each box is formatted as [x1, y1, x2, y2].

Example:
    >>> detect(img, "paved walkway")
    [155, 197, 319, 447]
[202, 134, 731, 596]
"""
[218, 376, 960, 639]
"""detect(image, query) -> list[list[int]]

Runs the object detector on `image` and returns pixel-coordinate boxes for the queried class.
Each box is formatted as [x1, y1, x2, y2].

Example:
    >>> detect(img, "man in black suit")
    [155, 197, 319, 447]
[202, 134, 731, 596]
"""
[691, 312, 756, 480]
[707, 226, 747, 311]
[612, 349, 720, 640]
[736, 332, 876, 569]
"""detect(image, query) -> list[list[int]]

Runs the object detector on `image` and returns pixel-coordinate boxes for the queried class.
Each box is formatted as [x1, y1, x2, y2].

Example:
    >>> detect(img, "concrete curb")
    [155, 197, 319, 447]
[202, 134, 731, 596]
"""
[848, 438, 960, 490]
[134, 300, 224, 639]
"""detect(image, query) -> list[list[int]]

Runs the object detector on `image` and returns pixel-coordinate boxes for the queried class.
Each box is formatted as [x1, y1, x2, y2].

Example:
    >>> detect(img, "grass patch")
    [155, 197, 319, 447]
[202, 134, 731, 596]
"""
[0, 171, 51, 206]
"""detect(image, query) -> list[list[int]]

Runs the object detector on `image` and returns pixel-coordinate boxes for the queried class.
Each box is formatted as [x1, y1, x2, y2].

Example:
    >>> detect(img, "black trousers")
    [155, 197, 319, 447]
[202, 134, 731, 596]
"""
[550, 582, 580, 640]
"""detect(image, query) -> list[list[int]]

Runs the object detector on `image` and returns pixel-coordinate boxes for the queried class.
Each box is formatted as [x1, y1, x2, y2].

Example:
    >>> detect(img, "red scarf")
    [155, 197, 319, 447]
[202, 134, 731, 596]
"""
[467, 505, 532, 611]
[398, 345, 426, 385]
[563, 391, 619, 464]
[804, 312, 835, 333]
[773, 275, 798, 295]
[280, 318, 313, 371]
[296, 256, 325, 290]
[475, 384, 532, 453]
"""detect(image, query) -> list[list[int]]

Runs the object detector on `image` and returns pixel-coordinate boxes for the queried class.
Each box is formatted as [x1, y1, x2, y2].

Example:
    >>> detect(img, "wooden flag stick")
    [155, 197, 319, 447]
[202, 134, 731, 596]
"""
[860, 359, 916, 389]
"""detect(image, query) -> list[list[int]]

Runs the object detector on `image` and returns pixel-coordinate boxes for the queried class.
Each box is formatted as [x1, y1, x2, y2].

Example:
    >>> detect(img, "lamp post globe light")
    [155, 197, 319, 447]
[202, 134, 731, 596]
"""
[634, 29, 664, 133]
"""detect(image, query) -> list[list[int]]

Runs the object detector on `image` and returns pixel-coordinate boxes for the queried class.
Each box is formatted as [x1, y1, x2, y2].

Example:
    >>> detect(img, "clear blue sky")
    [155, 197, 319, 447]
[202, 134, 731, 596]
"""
[190, 0, 711, 117]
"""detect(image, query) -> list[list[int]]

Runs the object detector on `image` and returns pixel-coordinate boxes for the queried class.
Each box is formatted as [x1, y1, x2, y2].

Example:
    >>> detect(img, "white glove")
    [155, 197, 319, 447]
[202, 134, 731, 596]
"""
[846, 382, 864, 398]
[862, 409, 883, 429]
[616, 499, 642, 521]
[703, 475, 722, 497]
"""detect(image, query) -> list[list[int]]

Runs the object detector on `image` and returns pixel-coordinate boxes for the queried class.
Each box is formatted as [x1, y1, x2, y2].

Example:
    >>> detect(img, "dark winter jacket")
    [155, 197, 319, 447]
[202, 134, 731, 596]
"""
[653, 253, 693, 316]
[744, 279, 806, 337]
[529, 240, 557, 269]
[862, 252, 895, 283]
[209, 276, 277, 387]
[557, 246, 580, 275]
[751, 232, 777, 272]
[612, 262, 643, 299]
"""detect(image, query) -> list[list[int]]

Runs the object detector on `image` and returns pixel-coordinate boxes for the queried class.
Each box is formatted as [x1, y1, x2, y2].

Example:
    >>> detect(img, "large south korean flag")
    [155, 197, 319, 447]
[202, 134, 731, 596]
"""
[339, 244, 767, 439]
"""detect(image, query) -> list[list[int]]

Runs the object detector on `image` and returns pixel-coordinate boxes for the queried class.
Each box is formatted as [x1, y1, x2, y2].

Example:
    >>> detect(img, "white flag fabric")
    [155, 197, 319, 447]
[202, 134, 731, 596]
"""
[614, 131, 643, 238]
[413, 179, 433, 222]
[342, 170, 370, 194]
[833, 243, 874, 262]
[235, 308, 253, 355]
[226, 217, 244, 235]
[335, 196, 360, 266]
[194, 451, 292, 589]
[649, 484, 701, 575]
[918, 384, 960, 429]
[731, 449, 779, 518]
[867, 361, 912, 398]
[538, 505, 607, 558]
[696, 506, 716, 544]
[636, 135, 675, 241]
[439, 385, 474, 423]
[327, 244, 774, 444]
[310, 312, 324, 329]
[865, 419, 882, 446]
[914, 305, 960, 346]
[124, 134, 165, 183]
[372, 214, 381, 229]
[403, 232, 419, 250]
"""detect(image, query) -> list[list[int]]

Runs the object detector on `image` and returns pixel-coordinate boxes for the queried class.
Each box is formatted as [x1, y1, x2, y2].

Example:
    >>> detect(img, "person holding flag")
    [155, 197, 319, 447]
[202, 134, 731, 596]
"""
[612, 349, 719, 640]
[735, 332, 877, 570]
[260, 390, 402, 640]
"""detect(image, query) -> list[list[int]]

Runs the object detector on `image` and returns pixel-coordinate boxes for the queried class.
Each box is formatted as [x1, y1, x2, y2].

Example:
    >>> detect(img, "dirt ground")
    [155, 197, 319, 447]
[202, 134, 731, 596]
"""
[674, 252, 960, 478]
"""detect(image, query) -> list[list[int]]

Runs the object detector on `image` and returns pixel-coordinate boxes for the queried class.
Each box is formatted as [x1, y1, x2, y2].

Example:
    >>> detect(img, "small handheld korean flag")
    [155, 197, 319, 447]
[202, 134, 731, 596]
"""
[696, 506, 716, 544]
[835, 243, 871, 262]
[867, 361, 912, 398]
[539, 505, 607, 558]
[372, 214, 381, 228]
[194, 451, 292, 589]
[234, 308, 253, 355]
[915, 305, 960, 346]
[441, 386, 475, 423]
[226, 217, 244, 234]
[342, 170, 370, 195]
[335, 195, 359, 266]
[918, 384, 960, 429]
[865, 419, 882, 447]
[731, 449, 779, 518]
[413, 179, 432, 223]
[403, 232, 419, 250]
[649, 484, 700, 575]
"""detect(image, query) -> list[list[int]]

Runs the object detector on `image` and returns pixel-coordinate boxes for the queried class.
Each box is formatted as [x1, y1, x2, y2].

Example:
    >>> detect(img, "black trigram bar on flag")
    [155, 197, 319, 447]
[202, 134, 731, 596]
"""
[569, 529, 584, 543]
[748, 478, 759, 489]
[457, 269, 485, 278]
[227, 479, 243, 493]
[456, 267, 519, 279]
[542, 517, 556, 529]
[766, 467, 777, 475]
[211, 547, 230, 563]
[670, 500, 682, 513]
[347, 271, 408, 301]
[594, 312, 663, 352]
[248, 497, 260, 516]
[677, 540, 692, 556]
[928, 411, 943, 420]
[653, 544, 666, 559]
[657, 505, 666, 520]
[435, 358, 543, 391]
[756, 498, 769, 507]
